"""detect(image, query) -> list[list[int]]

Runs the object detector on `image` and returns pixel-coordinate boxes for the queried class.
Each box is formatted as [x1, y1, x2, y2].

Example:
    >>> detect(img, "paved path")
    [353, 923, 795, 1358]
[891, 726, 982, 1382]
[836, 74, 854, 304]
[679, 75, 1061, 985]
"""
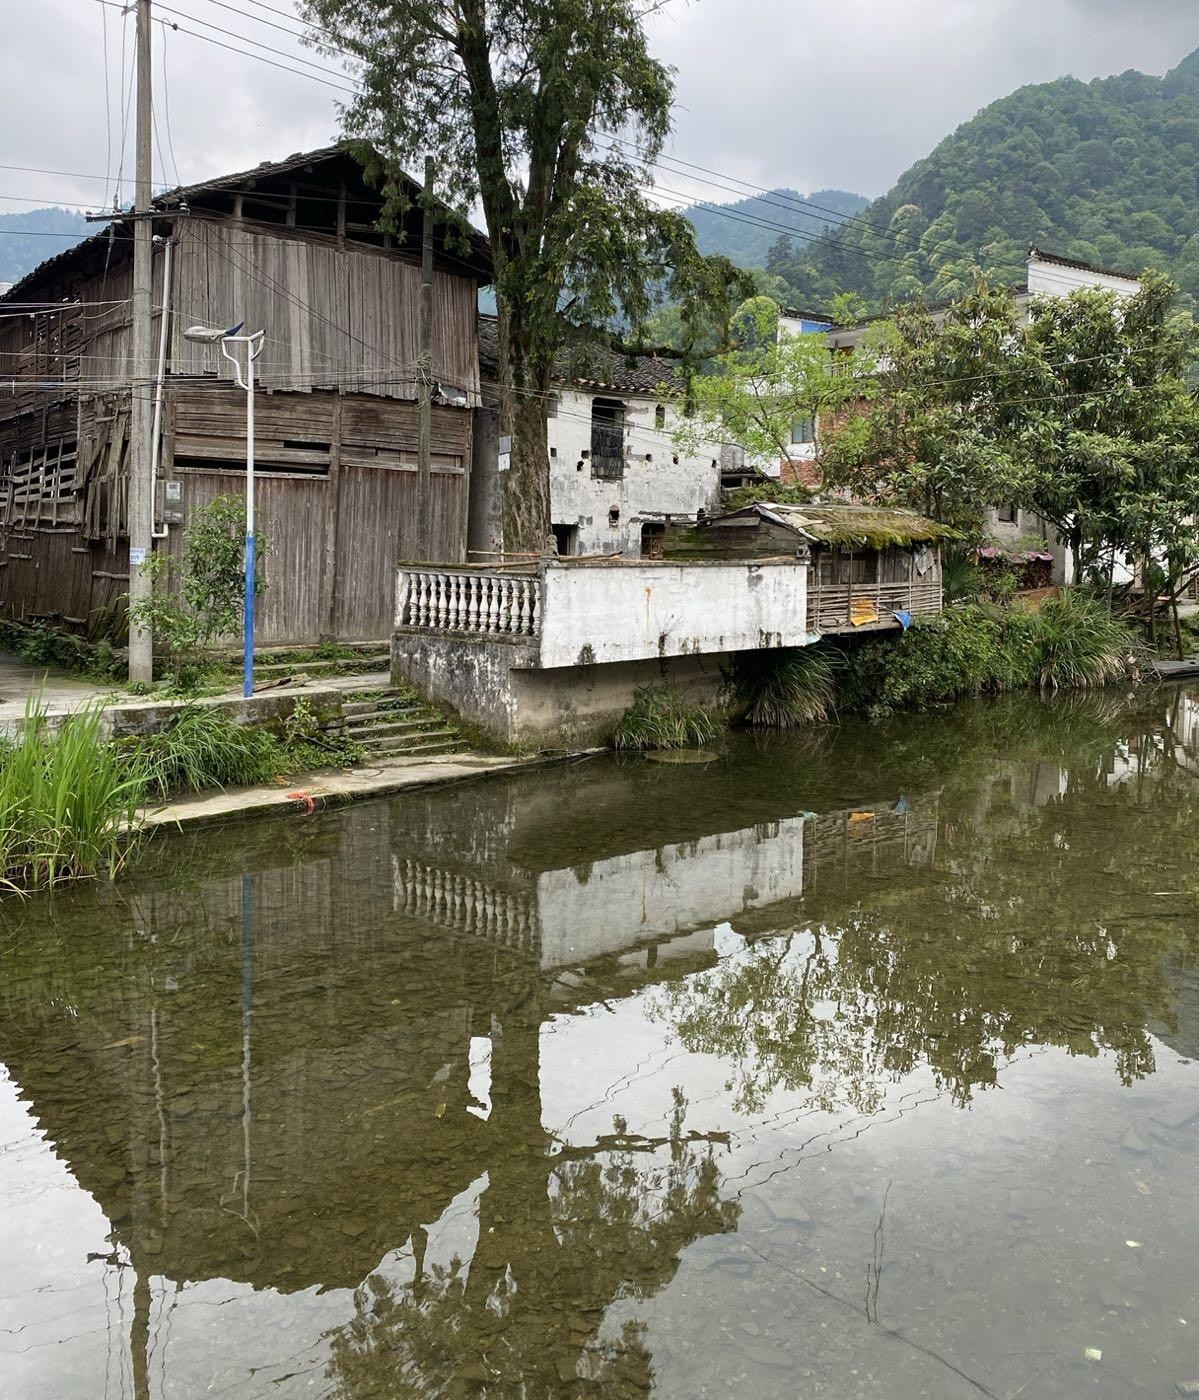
[0, 654, 110, 727]
[141, 749, 593, 830]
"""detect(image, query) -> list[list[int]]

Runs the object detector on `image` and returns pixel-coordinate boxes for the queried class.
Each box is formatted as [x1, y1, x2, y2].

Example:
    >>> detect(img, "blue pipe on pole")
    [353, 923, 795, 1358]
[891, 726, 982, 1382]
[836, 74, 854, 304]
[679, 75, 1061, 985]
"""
[244, 531, 256, 699]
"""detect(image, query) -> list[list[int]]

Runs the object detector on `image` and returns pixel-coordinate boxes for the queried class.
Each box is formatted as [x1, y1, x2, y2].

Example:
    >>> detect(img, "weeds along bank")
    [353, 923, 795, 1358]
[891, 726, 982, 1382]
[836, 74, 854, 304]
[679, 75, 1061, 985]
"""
[0, 699, 359, 895]
[610, 591, 1147, 749]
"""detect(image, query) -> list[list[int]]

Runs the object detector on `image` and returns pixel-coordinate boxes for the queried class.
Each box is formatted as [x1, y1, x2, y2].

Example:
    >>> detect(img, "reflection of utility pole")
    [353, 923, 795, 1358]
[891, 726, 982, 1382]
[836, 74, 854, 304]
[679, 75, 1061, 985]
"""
[240, 873, 253, 1223]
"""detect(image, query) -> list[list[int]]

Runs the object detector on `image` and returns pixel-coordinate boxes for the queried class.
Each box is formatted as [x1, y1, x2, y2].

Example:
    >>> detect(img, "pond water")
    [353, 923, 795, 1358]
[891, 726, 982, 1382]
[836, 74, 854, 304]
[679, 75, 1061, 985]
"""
[2, 687, 1199, 1399]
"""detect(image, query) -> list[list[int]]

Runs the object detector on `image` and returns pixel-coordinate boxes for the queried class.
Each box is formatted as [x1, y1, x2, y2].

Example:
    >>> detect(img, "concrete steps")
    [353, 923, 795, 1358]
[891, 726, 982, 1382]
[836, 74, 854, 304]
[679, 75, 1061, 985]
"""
[325, 689, 467, 759]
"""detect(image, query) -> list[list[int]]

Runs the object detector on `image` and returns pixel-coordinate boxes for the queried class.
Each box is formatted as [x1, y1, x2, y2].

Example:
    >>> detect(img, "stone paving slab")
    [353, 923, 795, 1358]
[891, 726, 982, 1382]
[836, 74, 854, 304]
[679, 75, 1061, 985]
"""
[141, 749, 596, 830]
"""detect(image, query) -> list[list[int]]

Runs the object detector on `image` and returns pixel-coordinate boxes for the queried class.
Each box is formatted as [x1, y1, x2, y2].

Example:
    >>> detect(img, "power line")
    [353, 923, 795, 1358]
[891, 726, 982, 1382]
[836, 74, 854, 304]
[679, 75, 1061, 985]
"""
[151, 0, 360, 85]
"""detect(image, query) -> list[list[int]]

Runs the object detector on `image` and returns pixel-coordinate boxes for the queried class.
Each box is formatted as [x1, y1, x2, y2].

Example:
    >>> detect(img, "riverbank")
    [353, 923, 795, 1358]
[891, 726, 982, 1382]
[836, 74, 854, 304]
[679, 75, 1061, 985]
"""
[139, 747, 598, 830]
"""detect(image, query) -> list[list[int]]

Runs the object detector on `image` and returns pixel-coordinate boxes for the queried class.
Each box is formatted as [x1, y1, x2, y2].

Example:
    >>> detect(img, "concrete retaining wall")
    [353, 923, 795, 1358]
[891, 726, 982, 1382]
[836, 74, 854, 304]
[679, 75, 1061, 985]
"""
[393, 630, 730, 748]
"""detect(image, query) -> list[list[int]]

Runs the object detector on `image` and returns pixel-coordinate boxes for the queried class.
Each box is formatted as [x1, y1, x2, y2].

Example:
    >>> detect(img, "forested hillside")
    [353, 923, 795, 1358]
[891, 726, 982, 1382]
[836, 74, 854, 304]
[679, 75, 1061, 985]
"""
[766, 47, 1199, 311]
[683, 188, 868, 269]
[0, 209, 89, 287]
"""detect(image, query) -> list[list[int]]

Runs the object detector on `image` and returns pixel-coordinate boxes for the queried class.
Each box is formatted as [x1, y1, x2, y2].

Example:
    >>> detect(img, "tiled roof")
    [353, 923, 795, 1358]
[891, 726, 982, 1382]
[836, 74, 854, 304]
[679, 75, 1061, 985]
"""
[477, 314, 685, 396]
[1028, 245, 1140, 283]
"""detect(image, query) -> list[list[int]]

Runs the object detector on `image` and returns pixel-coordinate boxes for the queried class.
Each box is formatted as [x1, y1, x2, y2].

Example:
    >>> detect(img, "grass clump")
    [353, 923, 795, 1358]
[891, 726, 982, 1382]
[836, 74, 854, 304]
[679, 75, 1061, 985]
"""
[612, 685, 725, 751]
[735, 649, 837, 728]
[0, 700, 144, 893]
[1032, 590, 1142, 692]
[129, 706, 282, 800]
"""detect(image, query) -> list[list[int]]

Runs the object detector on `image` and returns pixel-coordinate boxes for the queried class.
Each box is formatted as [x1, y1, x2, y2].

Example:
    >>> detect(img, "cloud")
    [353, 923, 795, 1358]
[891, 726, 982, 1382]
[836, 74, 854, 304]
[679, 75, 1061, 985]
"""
[3, 0, 1197, 228]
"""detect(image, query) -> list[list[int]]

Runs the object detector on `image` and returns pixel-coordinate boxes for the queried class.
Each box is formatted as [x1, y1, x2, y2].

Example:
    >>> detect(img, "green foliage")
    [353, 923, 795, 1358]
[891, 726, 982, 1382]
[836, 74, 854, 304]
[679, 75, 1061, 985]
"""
[723, 482, 816, 511]
[0, 699, 143, 893]
[941, 548, 980, 603]
[684, 189, 869, 268]
[734, 649, 837, 729]
[611, 686, 725, 751]
[761, 51, 1199, 312]
[303, 0, 748, 553]
[128, 495, 267, 688]
[0, 620, 123, 683]
[128, 706, 282, 800]
[679, 310, 870, 469]
[847, 595, 1143, 717]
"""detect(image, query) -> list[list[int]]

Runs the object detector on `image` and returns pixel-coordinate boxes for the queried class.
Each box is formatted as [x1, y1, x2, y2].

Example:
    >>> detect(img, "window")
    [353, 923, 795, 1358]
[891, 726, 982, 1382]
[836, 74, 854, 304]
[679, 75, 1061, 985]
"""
[641, 522, 665, 558]
[547, 393, 560, 419]
[791, 416, 815, 445]
[654, 403, 666, 430]
[996, 504, 1019, 524]
[552, 522, 579, 556]
[608, 506, 620, 527]
[591, 397, 626, 480]
[825, 549, 878, 585]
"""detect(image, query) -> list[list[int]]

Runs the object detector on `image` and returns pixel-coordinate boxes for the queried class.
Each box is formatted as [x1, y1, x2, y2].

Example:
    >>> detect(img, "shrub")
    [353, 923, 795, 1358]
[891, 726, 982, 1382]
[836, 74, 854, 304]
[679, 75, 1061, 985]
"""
[130, 706, 282, 799]
[735, 648, 837, 728]
[847, 592, 1143, 717]
[612, 685, 725, 751]
[0, 699, 144, 893]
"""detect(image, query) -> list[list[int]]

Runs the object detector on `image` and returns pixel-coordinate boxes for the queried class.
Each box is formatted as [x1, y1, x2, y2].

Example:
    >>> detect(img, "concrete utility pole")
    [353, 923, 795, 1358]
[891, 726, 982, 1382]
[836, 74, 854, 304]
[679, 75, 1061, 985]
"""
[127, 0, 156, 683]
[416, 154, 434, 559]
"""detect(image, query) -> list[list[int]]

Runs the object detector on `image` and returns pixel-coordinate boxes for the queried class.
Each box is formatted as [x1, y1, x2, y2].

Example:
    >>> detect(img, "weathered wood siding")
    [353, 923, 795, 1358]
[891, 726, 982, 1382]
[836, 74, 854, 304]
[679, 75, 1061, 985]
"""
[166, 385, 471, 644]
[172, 220, 480, 403]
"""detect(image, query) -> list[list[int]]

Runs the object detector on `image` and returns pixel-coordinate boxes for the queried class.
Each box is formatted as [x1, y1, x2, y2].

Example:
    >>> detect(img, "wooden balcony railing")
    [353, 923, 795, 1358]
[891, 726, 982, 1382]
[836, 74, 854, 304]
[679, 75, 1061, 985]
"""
[808, 578, 942, 634]
[397, 567, 542, 637]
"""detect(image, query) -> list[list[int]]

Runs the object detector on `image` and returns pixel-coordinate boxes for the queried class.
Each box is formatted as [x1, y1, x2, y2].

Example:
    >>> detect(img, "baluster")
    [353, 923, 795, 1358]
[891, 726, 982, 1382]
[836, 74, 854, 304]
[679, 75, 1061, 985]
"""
[414, 575, 426, 626]
[432, 575, 446, 628]
[454, 575, 465, 629]
[468, 576, 481, 630]
[448, 575, 460, 629]
[486, 577, 500, 633]
[423, 574, 435, 628]
[517, 579, 533, 634]
[529, 581, 541, 634]
[508, 580, 521, 634]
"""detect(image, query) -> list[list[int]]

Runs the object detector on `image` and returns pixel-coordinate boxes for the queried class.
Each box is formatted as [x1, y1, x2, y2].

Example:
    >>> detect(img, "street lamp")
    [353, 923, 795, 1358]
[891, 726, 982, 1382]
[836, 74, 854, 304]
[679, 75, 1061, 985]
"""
[183, 321, 264, 698]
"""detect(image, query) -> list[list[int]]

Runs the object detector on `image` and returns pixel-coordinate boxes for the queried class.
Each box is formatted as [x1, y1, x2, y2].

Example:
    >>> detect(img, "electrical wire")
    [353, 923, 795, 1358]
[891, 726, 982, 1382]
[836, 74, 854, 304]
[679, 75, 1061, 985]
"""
[160, 23, 184, 190]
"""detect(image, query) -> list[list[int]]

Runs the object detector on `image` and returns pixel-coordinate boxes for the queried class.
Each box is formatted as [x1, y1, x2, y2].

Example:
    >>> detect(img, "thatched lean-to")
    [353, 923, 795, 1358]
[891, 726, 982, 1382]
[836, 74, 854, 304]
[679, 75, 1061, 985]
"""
[663, 502, 946, 635]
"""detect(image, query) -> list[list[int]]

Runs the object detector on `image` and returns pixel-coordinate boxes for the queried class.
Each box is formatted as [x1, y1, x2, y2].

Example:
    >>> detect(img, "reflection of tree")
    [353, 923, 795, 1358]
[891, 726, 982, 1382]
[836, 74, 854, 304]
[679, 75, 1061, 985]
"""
[654, 691, 1199, 1113]
[323, 1011, 739, 1398]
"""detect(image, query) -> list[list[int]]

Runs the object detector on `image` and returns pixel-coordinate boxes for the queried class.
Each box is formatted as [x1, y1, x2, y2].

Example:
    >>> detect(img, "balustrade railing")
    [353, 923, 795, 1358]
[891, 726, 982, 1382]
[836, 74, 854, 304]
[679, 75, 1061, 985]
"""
[397, 568, 542, 637]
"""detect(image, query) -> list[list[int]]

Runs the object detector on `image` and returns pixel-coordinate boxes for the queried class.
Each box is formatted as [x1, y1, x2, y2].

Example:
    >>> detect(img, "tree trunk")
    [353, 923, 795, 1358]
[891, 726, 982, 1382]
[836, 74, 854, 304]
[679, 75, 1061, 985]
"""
[501, 389, 552, 557]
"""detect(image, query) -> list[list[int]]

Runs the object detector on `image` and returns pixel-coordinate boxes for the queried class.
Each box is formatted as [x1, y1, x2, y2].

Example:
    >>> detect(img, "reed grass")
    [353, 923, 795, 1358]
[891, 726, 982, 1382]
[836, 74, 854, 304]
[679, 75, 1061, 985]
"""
[736, 649, 837, 728]
[0, 698, 144, 893]
[611, 685, 725, 751]
[130, 705, 282, 799]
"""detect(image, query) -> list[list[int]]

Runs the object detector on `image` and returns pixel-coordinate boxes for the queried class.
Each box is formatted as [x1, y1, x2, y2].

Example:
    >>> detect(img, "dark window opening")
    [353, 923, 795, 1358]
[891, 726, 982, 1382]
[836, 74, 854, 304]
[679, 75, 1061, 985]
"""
[640, 522, 665, 558]
[654, 403, 666, 430]
[282, 439, 332, 453]
[825, 549, 878, 585]
[552, 522, 579, 556]
[608, 506, 621, 527]
[996, 504, 1019, 524]
[591, 397, 626, 480]
[177, 455, 329, 478]
[791, 416, 815, 444]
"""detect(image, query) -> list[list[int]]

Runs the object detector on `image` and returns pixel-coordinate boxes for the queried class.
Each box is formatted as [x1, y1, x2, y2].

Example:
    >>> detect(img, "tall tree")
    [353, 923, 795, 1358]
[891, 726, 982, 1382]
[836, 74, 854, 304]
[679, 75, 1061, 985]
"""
[302, 0, 741, 554]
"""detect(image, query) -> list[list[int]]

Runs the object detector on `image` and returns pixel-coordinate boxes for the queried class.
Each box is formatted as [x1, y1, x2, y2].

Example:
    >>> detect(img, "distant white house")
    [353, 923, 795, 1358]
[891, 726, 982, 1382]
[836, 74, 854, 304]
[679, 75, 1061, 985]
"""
[469, 315, 728, 560]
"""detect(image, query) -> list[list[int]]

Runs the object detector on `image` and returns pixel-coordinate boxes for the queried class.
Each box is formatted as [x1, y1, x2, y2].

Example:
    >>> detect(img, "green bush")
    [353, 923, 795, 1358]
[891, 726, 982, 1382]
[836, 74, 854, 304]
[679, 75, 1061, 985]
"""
[849, 593, 1142, 717]
[612, 685, 725, 751]
[735, 648, 837, 728]
[0, 699, 144, 893]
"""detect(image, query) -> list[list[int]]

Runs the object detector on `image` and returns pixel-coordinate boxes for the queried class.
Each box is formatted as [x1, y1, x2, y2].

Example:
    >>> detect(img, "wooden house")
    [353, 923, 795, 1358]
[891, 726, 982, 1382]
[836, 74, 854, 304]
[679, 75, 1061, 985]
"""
[0, 146, 491, 645]
[664, 502, 947, 635]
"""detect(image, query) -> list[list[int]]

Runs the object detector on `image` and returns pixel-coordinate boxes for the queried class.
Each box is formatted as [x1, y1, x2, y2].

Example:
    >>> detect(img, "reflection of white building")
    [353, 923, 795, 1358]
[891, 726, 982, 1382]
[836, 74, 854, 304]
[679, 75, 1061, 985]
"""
[469, 315, 726, 560]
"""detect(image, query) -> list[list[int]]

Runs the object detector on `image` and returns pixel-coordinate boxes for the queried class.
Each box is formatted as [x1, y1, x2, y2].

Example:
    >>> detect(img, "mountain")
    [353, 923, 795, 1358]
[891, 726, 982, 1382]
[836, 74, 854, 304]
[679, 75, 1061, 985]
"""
[770, 47, 1199, 311]
[682, 188, 870, 269]
[0, 209, 91, 289]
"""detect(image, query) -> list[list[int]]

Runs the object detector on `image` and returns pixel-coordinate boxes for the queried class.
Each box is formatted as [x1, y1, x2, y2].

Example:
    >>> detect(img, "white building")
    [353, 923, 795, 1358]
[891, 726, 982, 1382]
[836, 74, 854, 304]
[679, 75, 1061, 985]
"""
[469, 315, 727, 560]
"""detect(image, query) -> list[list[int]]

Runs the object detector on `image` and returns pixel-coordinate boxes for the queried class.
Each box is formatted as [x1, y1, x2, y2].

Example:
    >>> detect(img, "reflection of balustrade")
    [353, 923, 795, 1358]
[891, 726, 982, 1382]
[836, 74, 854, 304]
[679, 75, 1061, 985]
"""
[393, 856, 540, 952]
[396, 568, 541, 637]
[808, 578, 942, 634]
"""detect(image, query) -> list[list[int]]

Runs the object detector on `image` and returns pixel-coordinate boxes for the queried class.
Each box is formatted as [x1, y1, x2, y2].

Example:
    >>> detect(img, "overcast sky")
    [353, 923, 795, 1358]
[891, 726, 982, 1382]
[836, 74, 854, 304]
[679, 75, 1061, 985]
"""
[3, 0, 1199, 225]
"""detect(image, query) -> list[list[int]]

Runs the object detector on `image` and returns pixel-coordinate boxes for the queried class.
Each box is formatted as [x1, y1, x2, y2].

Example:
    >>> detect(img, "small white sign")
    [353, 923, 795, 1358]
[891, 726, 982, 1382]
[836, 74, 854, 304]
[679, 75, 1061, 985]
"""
[129, 547, 147, 566]
[498, 451, 511, 474]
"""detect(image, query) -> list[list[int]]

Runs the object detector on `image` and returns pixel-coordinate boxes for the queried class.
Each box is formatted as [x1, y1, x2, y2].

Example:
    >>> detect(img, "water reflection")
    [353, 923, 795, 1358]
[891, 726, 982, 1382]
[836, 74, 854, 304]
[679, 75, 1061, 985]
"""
[1, 688, 1198, 1397]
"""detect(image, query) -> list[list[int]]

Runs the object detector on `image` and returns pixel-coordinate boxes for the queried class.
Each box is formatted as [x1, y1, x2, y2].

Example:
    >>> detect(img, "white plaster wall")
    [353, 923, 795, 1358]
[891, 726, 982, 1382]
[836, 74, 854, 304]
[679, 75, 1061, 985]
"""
[1026, 254, 1140, 299]
[536, 560, 813, 667]
[536, 817, 806, 968]
[548, 388, 723, 555]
